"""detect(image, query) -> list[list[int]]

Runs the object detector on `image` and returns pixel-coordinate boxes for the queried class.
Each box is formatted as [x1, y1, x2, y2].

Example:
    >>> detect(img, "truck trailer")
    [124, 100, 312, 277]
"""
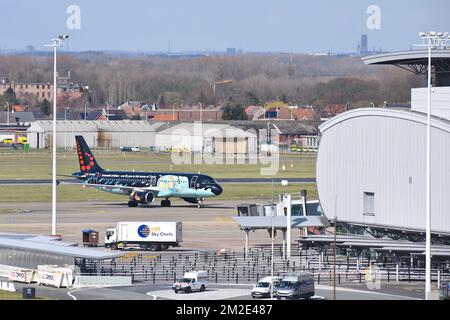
[105, 221, 182, 251]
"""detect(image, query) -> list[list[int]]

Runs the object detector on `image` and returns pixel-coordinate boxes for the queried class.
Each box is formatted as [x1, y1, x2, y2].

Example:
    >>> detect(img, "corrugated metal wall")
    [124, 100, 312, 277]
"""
[27, 121, 156, 149]
[317, 109, 450, 233]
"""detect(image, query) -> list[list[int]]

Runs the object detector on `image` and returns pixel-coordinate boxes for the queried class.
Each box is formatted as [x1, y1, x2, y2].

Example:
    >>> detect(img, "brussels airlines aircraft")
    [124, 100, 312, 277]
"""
[65, 136, 223, 208]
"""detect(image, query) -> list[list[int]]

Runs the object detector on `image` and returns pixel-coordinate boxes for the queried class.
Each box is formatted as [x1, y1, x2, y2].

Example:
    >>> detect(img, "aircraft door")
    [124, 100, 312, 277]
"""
[190, 176, 198, 189]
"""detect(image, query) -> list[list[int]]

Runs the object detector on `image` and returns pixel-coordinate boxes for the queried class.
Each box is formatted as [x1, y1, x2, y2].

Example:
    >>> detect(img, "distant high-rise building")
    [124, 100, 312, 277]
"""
[226, 48, 236, 55]
[360, 34, 368, 54]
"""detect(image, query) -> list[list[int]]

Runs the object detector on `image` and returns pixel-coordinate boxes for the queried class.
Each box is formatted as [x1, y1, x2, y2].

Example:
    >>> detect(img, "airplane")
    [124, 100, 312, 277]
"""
[62, 135, 223, 208]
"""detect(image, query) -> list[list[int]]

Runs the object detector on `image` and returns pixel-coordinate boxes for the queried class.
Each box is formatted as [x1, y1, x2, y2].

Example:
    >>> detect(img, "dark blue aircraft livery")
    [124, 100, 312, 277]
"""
[68, 136, 223, 208]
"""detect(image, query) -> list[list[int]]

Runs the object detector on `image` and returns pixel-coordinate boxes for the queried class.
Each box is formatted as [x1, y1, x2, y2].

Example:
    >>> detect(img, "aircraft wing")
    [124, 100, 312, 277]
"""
[58, 181, 161, 193]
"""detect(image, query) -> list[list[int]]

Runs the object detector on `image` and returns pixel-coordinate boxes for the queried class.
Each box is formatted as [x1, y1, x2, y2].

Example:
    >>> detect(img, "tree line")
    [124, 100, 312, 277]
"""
[0, 53, 422, 117]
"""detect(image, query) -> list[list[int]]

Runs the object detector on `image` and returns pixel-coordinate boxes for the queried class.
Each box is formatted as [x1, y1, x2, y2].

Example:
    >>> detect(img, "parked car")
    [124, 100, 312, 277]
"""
[440, 282, 450, 300]
[276, 273, 315, 300]
[251, 276, 282, 298]
[120, 146, 140, 152]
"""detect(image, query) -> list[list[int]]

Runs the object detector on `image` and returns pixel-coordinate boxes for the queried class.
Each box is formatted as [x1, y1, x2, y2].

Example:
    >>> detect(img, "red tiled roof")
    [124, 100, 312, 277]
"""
[293, 108, 315, 120]
[324, 104, 346, 115]
[12, 104, 24, 112]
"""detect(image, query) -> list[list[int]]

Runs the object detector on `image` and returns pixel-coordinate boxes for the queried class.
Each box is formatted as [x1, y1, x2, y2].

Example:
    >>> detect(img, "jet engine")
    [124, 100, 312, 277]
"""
[133, 192, 154, 204]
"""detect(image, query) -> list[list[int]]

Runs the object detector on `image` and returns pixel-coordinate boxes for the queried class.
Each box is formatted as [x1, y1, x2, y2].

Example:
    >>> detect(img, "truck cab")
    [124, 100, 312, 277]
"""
[251, 276, 282, 298]
[173, 271, 208, 293]
[105, 228, 117, 249]
[276, 273, 315, 300]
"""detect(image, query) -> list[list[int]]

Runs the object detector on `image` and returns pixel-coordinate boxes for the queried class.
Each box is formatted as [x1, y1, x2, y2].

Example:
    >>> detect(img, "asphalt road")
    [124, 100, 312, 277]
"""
[11, 281, 422, 300]
[0, 178, 316, 185]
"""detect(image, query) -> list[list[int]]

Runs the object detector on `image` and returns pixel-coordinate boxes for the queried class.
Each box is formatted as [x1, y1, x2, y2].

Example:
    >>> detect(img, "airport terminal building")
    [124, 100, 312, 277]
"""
[316, 49, 450, 241]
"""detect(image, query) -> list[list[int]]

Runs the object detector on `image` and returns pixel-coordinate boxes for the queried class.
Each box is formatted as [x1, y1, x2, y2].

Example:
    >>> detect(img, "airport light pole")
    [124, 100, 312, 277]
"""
[416, 31, 449, 300]
[64, 107, 69, 150]
[270, 179, 275, 299]
[84, 101, 89, 120]
[46, 34, 69, 236]
[284, 194, 292, 259]
[5, 101, 10, 125]
[333, 216, 337, 300]
[106, 101, 110, 121]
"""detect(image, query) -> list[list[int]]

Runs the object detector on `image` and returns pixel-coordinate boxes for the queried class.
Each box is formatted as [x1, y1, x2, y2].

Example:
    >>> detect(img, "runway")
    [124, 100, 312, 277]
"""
[0, 178, 316, 185]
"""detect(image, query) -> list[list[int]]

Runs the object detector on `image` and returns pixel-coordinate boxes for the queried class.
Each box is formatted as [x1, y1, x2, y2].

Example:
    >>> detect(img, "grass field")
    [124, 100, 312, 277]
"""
[0, 183, 318, 202]
[0, 150, 316, 180]
[0, 290, 50, 300]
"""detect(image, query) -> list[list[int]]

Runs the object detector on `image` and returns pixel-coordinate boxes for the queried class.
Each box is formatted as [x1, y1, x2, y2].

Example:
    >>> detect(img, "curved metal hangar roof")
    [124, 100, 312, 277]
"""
[363, 50, 450, 65]
[362, 50, 450, 82]
[316, 108, 450, 235]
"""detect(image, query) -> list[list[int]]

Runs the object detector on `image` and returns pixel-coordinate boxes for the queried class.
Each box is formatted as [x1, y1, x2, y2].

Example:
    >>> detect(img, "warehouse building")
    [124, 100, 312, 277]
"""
[155, 122, 258, 154]
[27, 120, 156, 149]
[316, 48, 450, 242]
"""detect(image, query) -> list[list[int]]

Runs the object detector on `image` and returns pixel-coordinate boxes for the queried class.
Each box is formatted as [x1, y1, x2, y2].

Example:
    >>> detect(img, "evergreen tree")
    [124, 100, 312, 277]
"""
[222, 103, 246, 120]
[2, 87, 19, 104]
[245, 91, 260, 106]
[39, 98, 51, 116]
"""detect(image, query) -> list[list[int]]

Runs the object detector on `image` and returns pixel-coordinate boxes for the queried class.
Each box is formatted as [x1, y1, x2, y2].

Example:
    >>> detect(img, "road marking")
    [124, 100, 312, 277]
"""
[66, 286, 110, 300]
[67, 289, 81, 300]
[145, 292, 158, 300]
[316, 284, 422, 300]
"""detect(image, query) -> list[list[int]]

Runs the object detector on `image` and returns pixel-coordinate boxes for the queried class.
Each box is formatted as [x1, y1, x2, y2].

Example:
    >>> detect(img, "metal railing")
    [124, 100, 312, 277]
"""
[77, 246, 450, 286]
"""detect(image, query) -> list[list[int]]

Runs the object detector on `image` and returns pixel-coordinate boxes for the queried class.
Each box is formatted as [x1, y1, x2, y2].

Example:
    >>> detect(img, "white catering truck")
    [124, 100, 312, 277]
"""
[105, 221, 182, 251]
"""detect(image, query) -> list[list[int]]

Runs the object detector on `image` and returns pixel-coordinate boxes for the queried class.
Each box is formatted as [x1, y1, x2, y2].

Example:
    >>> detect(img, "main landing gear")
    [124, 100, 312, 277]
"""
[128, 200, 138, 207]
[197, 198, 204, 208]
[161, 199, 171, 207]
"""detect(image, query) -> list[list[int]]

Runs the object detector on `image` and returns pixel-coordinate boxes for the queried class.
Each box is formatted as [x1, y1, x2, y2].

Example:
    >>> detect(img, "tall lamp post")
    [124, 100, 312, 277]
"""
[46, 34, 69, 236]
[416, 31, 449, 300]
[64, 107, 70, 150]
[84, 101, 89, 120]
[5, 101, 10, 125]
[270, 179, 275, 299]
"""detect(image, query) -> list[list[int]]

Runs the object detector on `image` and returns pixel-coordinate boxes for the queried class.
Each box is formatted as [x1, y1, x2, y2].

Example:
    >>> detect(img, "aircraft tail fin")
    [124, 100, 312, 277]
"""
[75, 136, 103, 173]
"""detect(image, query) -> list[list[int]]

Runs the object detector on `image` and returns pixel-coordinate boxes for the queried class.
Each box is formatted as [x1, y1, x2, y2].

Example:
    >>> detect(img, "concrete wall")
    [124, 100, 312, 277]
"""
[73, 276, 132, 288]
[317, 108, 450, 233]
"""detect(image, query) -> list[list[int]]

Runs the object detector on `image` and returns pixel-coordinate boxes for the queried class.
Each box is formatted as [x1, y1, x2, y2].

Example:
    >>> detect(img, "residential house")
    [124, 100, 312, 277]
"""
[321, 104, 347, 119]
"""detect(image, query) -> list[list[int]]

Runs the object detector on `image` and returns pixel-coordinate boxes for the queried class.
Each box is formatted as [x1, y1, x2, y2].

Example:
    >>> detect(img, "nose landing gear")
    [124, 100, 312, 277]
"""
[197, 198, 204, 208]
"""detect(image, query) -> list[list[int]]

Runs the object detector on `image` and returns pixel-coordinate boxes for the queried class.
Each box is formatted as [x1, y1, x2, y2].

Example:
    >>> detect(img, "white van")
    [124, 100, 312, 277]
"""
[276, 273, 315, 300]
[251, 276, 282, 298]
[172, 271, 208, 293]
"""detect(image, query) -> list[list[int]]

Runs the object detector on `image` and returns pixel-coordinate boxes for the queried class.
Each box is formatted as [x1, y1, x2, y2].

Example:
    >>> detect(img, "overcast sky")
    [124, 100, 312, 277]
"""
[1, 0, 449, 53]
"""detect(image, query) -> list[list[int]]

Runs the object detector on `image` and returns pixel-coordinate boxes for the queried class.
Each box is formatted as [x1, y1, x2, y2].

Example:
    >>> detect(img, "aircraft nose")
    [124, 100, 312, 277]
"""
[211, 184, 223, 195]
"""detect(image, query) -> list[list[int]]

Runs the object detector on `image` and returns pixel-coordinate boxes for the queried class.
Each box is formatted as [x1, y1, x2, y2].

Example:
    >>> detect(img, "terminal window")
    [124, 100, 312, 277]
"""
[363, 192, 375, 216]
